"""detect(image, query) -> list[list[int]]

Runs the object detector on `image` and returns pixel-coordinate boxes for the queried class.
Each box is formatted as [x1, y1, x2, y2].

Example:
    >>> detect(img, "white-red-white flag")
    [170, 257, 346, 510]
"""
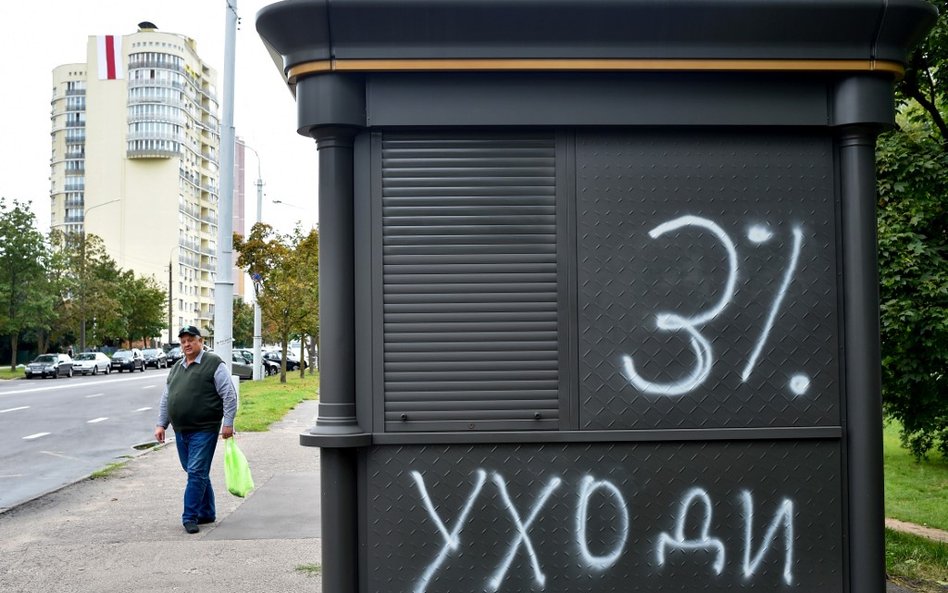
[96, 35, 123, 80]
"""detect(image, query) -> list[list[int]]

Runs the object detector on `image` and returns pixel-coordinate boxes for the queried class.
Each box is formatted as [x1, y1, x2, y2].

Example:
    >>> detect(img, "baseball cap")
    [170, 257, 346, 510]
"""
[178, 325, 202, 338]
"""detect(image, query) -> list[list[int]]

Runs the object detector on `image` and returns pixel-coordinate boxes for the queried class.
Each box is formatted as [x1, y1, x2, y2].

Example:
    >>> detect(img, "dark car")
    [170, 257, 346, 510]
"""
[142, 348, 168, 369]
[263, 351, 307, 371]
[24, 353, 74, 379]
[166, 346, 183, 365]
[111, 349, 145, 373]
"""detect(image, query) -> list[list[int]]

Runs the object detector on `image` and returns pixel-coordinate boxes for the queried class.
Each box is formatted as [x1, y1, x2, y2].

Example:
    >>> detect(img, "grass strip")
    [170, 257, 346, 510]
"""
[886, 528, 948, 592]
[234, 371, 319, 432]
[295, 563, 322, 576]
[0, 368, 23, 380]
[90, 460, 129, 479]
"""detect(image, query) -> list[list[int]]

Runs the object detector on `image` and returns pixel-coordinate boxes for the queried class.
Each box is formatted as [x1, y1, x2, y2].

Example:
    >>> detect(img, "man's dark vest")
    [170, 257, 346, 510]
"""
[166, 351, 224, 432]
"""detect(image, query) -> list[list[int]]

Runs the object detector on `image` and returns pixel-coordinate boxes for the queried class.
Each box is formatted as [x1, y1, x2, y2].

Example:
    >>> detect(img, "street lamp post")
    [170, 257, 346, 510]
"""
[213, 0, 238, 374]
[167, 244, 180, 346]
[80, 198, 120, 351]
[243, 143, 265, 380]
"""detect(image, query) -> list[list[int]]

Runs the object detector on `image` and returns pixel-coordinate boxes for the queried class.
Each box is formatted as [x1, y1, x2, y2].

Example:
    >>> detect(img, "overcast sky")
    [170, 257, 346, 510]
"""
[0, 0, 318, 236]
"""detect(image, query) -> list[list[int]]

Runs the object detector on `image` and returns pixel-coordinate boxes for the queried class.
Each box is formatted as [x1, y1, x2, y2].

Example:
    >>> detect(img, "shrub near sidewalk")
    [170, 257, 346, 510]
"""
[234, 371, 318, 432]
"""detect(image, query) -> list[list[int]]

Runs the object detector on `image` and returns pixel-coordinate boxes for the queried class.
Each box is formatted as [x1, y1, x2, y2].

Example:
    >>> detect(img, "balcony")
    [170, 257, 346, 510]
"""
[128, 78, 187, 93]
[128, 93, 187, 108]
[127, 58, 186, 73]
[127, 131, 182, 142]
[128, 112, 186, 125]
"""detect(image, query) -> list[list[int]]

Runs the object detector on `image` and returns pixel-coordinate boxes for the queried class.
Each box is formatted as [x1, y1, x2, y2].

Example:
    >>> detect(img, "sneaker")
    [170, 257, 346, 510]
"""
[183, 522, 200, 534]
[197, 517, 215, 525]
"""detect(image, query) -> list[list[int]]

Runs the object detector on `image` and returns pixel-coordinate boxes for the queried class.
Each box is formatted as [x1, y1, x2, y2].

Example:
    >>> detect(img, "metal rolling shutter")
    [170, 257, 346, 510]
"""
[381, 132, 559, 431]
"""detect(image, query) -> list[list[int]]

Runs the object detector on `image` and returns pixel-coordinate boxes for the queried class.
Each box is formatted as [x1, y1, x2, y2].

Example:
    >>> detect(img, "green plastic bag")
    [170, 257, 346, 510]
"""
[224, 437, 254, 497]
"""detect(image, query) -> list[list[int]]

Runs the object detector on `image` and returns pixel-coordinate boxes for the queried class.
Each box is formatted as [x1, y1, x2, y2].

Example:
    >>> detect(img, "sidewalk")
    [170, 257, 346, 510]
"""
[0, 399, 934, 593]
[885, 517, 948, 544]
[0, 401, 323, 593]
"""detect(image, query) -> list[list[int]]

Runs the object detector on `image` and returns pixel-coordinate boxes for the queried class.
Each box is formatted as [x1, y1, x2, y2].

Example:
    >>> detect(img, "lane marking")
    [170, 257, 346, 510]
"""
[23, 432, 50, 440]
[0, 474, 25, 479]
[84, 393, 105, 399]
[0, 370, 170, 396]
[143, 385, 156, 389]
[87, 417, 108, 424]
[0, 406, 29, 414]
[40, 450, 84, 461]
[135, 407, 153, 412]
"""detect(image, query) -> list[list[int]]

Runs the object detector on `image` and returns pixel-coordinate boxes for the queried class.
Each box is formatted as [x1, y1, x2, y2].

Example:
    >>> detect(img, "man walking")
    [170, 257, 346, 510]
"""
[154, 326, 237, 534]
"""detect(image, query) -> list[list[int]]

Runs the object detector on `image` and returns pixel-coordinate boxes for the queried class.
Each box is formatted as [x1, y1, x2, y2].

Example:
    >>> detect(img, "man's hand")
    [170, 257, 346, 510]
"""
[154, 426, 166, 444]
[221, 425, 234, 439]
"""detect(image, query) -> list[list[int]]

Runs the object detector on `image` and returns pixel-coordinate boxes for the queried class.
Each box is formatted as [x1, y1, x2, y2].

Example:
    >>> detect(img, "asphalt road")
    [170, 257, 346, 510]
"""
[0, 368, 169, 512]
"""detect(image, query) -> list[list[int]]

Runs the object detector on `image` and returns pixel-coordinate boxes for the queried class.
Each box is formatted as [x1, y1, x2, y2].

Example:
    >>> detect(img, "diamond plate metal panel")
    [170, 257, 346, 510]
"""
[576, 131, 840, 430]
[365, 442, 843, 593]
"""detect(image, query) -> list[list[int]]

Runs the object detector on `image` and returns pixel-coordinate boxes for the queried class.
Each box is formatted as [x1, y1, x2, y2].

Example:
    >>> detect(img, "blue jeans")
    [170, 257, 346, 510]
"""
[174, 430, 219, 524]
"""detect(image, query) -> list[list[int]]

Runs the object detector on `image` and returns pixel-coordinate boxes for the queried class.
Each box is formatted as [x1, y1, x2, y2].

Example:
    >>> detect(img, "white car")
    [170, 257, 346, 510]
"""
[72, 352, 112, 376]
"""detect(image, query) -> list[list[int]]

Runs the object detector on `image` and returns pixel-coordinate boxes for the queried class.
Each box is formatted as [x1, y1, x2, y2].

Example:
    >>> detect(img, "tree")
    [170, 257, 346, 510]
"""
[0, 199, 54, 369]
[290, 226, 319, 377]
[876, 2, 948, 459]
[119, 273, 167, 346]
[234, 223, 319, 382]
[46, 231, 124, 351]
[232, 297, 254, 347]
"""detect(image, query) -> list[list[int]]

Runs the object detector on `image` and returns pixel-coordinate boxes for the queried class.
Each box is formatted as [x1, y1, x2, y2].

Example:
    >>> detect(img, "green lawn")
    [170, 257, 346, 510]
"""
[0, 368, 23, 380]
[233, 371, 319, 432]
[884, 420, 948, 531]
[884, 419, 948, 590]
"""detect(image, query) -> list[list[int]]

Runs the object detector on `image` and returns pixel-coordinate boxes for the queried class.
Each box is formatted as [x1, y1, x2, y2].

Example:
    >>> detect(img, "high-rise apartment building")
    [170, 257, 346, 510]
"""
[50, 23, 221, 344]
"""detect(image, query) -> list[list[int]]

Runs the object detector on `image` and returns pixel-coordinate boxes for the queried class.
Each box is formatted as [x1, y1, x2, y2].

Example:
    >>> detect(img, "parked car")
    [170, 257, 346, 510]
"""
[142, 348, 169, 369]
[263, 350, 307, 371]
[231, 351, 253, 380]
[72, 352, 112, 376]
[111, 349, 145, 373]
[24, 353, 74, 379]
[235, 348, 279, 376]
[166, 346, 183, 365]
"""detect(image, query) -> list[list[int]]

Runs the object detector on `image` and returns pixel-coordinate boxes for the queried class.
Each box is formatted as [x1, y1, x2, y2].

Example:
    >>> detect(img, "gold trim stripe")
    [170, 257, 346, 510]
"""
[288, 58, 904, 82]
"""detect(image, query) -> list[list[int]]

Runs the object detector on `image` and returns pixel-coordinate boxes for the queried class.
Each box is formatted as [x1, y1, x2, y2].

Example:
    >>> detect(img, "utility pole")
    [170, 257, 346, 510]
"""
[213, 0, 237, 372]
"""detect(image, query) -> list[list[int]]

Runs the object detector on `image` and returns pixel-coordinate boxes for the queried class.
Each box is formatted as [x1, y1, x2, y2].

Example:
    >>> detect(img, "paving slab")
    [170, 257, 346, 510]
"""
[205, 471, 320, 540]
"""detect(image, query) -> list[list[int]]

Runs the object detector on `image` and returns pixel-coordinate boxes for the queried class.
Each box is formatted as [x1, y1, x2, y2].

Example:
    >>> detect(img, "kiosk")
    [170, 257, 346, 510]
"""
[256, 2, 936, 591]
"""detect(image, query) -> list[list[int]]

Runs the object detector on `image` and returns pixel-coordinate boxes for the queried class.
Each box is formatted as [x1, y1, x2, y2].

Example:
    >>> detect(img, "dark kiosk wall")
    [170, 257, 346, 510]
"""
[256, 2, 937, 593]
